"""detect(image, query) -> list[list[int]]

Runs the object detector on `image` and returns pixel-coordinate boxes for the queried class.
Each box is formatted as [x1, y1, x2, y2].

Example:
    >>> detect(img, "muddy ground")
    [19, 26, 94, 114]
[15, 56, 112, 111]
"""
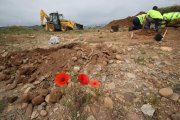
[0, 27, 180, 120]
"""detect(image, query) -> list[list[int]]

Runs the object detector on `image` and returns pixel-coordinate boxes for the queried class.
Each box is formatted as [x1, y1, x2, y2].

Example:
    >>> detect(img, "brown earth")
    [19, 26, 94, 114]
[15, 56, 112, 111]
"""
[103, 12, 146, 29]
[0, 27, 180, 120]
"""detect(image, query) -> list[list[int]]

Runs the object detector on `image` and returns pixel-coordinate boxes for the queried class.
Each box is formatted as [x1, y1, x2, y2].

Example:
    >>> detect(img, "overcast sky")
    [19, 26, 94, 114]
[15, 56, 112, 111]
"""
[0, 0, 179, 27]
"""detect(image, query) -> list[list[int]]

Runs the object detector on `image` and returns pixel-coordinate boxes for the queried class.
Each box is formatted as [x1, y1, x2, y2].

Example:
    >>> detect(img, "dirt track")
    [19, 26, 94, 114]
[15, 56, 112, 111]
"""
[0, 28, 180, 120]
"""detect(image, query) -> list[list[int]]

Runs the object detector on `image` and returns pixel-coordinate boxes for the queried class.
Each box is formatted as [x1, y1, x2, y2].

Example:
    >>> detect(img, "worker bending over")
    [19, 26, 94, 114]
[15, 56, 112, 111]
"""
[129, 14, 146, 31]
[163, 12, 180, 26]
[145, 6, 163, 31]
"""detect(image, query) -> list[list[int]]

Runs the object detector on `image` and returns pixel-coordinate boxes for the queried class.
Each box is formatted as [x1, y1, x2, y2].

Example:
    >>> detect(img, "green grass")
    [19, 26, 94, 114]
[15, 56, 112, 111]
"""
[158, 5, 180, 14]
[0, 26, 35, 35]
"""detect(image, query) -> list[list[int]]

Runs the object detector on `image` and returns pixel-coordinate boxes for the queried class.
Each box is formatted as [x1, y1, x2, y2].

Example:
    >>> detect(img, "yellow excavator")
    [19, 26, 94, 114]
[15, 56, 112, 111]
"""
[40, 10, 75, 32]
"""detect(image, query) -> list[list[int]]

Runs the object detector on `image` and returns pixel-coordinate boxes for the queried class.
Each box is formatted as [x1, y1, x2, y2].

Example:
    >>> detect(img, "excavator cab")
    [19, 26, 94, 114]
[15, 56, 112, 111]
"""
[49, 13, 61, 31]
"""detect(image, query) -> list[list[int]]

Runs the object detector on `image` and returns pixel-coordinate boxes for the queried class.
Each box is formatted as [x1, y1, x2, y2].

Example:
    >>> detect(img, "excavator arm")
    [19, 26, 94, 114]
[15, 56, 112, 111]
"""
[40, 9, 50, 26]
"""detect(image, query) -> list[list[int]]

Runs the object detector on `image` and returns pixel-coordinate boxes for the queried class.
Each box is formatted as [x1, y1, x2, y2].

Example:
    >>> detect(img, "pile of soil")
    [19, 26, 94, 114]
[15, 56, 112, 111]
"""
[103, 11, 146, 29]
[0, 42, 118, 119]
[103, 16, 133, 29]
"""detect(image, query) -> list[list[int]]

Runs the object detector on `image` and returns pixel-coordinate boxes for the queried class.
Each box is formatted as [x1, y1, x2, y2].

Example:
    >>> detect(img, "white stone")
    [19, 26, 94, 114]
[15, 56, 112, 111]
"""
[24, 87, 32, 94]
[45, 94, 50, 104]
[141, 104, 155, 117]
[73, 66, 80, 73]
[31, 111, 39, 119]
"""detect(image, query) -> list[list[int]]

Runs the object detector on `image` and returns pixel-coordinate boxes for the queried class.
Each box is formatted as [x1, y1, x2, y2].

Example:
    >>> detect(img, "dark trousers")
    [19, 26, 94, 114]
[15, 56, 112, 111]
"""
[145, 17, 162, 31]
[132, 17, 142, 30]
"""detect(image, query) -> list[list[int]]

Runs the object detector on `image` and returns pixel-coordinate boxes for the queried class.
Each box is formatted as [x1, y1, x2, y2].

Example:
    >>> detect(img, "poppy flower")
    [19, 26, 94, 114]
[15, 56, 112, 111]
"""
[90, 80, 101, 88]
[54, 72, 70, 86]
[78, 74, 89, 85]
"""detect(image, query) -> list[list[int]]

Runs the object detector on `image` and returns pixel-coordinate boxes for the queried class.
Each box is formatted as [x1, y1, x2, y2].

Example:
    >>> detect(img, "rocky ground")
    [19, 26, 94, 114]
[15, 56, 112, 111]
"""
[0, 27, 180, 120]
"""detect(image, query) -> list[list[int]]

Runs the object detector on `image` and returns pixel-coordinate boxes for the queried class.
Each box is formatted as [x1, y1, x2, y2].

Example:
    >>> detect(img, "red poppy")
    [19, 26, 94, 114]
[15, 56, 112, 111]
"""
[54, 72, 70, 86]
[78, 74, 89, 85]
[90, 80, 101, 88]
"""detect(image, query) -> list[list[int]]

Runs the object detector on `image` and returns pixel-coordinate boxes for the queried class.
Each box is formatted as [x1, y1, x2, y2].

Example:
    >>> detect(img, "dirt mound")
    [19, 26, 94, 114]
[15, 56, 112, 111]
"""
[103, 16, 133, 29]
[0, 42, 118, 119]
[103, 12, 146, 29]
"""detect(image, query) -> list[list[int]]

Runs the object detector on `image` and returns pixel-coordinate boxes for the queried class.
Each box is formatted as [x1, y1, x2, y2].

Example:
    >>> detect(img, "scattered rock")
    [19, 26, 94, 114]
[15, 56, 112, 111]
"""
[45, 94, 50, 103]
[170, 93, 179, 101]
[29, 92, 39, 100]
[32, 95, 44, 105]
[123, 92, 136, 103]
[159, 88, 173, 97]
[31, 110, 39, 119]
[5, 81, 17, 91]
[87, 115, 96, 120]
[171, 113, 180, 120]
[24, 87, 33, 94]
[18, 64, 36, 76]
[25, 104, 33, 118]
[104, 97, 113, 109]
[23, 58, 29, 64]
[21, 84, 35, 91]
[7, 96, 18, 103]
[141, 104, 155, 117]
[160, 47, 172, 52]
[74, 66, 80, 73]
[39, 89, 49, 97]
[21, 103, 28, 109]
[49, 88, 62, 103]
[1, 52, 8, 57]
[109, 60, 114, 64]
[40, 110, 48, 117]
[72, 57, 78, 61]
[28, 77, 36, 83]
[21, 94, 30, 103]
[115, 55, 121, 60]
[126, 73, 136, 79]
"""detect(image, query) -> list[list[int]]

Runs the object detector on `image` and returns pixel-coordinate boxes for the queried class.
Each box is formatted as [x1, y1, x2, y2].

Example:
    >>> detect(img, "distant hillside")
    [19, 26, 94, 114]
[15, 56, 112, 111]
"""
[0, 26, 42, 35]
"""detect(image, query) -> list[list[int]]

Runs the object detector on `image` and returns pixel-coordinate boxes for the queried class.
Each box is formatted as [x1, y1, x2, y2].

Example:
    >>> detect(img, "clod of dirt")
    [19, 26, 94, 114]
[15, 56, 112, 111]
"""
[32, 95, 45, 105]
[25, 104, 33, 118]
[38, 89, 49, 97]
[0, 73, 9, 81]
[49, 88, 62, 103]
[6, 96, 18, 103]
[18, 64, 37, 76]
[21, 94, 31, 103]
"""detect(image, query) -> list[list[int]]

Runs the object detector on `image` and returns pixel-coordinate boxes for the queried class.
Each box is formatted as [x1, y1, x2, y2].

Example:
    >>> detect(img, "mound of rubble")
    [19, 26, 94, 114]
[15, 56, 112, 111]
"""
[0, 42, 119, 119]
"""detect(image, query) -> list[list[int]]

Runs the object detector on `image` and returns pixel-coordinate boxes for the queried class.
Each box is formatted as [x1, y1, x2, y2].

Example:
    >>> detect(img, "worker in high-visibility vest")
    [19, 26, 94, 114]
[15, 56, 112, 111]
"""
[129, 14, 146, 31]
[163, 12, 180, 25]
[145, 6, 163, 31]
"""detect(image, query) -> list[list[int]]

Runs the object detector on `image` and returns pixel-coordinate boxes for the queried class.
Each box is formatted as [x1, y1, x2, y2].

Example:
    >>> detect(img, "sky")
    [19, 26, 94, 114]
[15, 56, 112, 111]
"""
[0, 0, 180, 27]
